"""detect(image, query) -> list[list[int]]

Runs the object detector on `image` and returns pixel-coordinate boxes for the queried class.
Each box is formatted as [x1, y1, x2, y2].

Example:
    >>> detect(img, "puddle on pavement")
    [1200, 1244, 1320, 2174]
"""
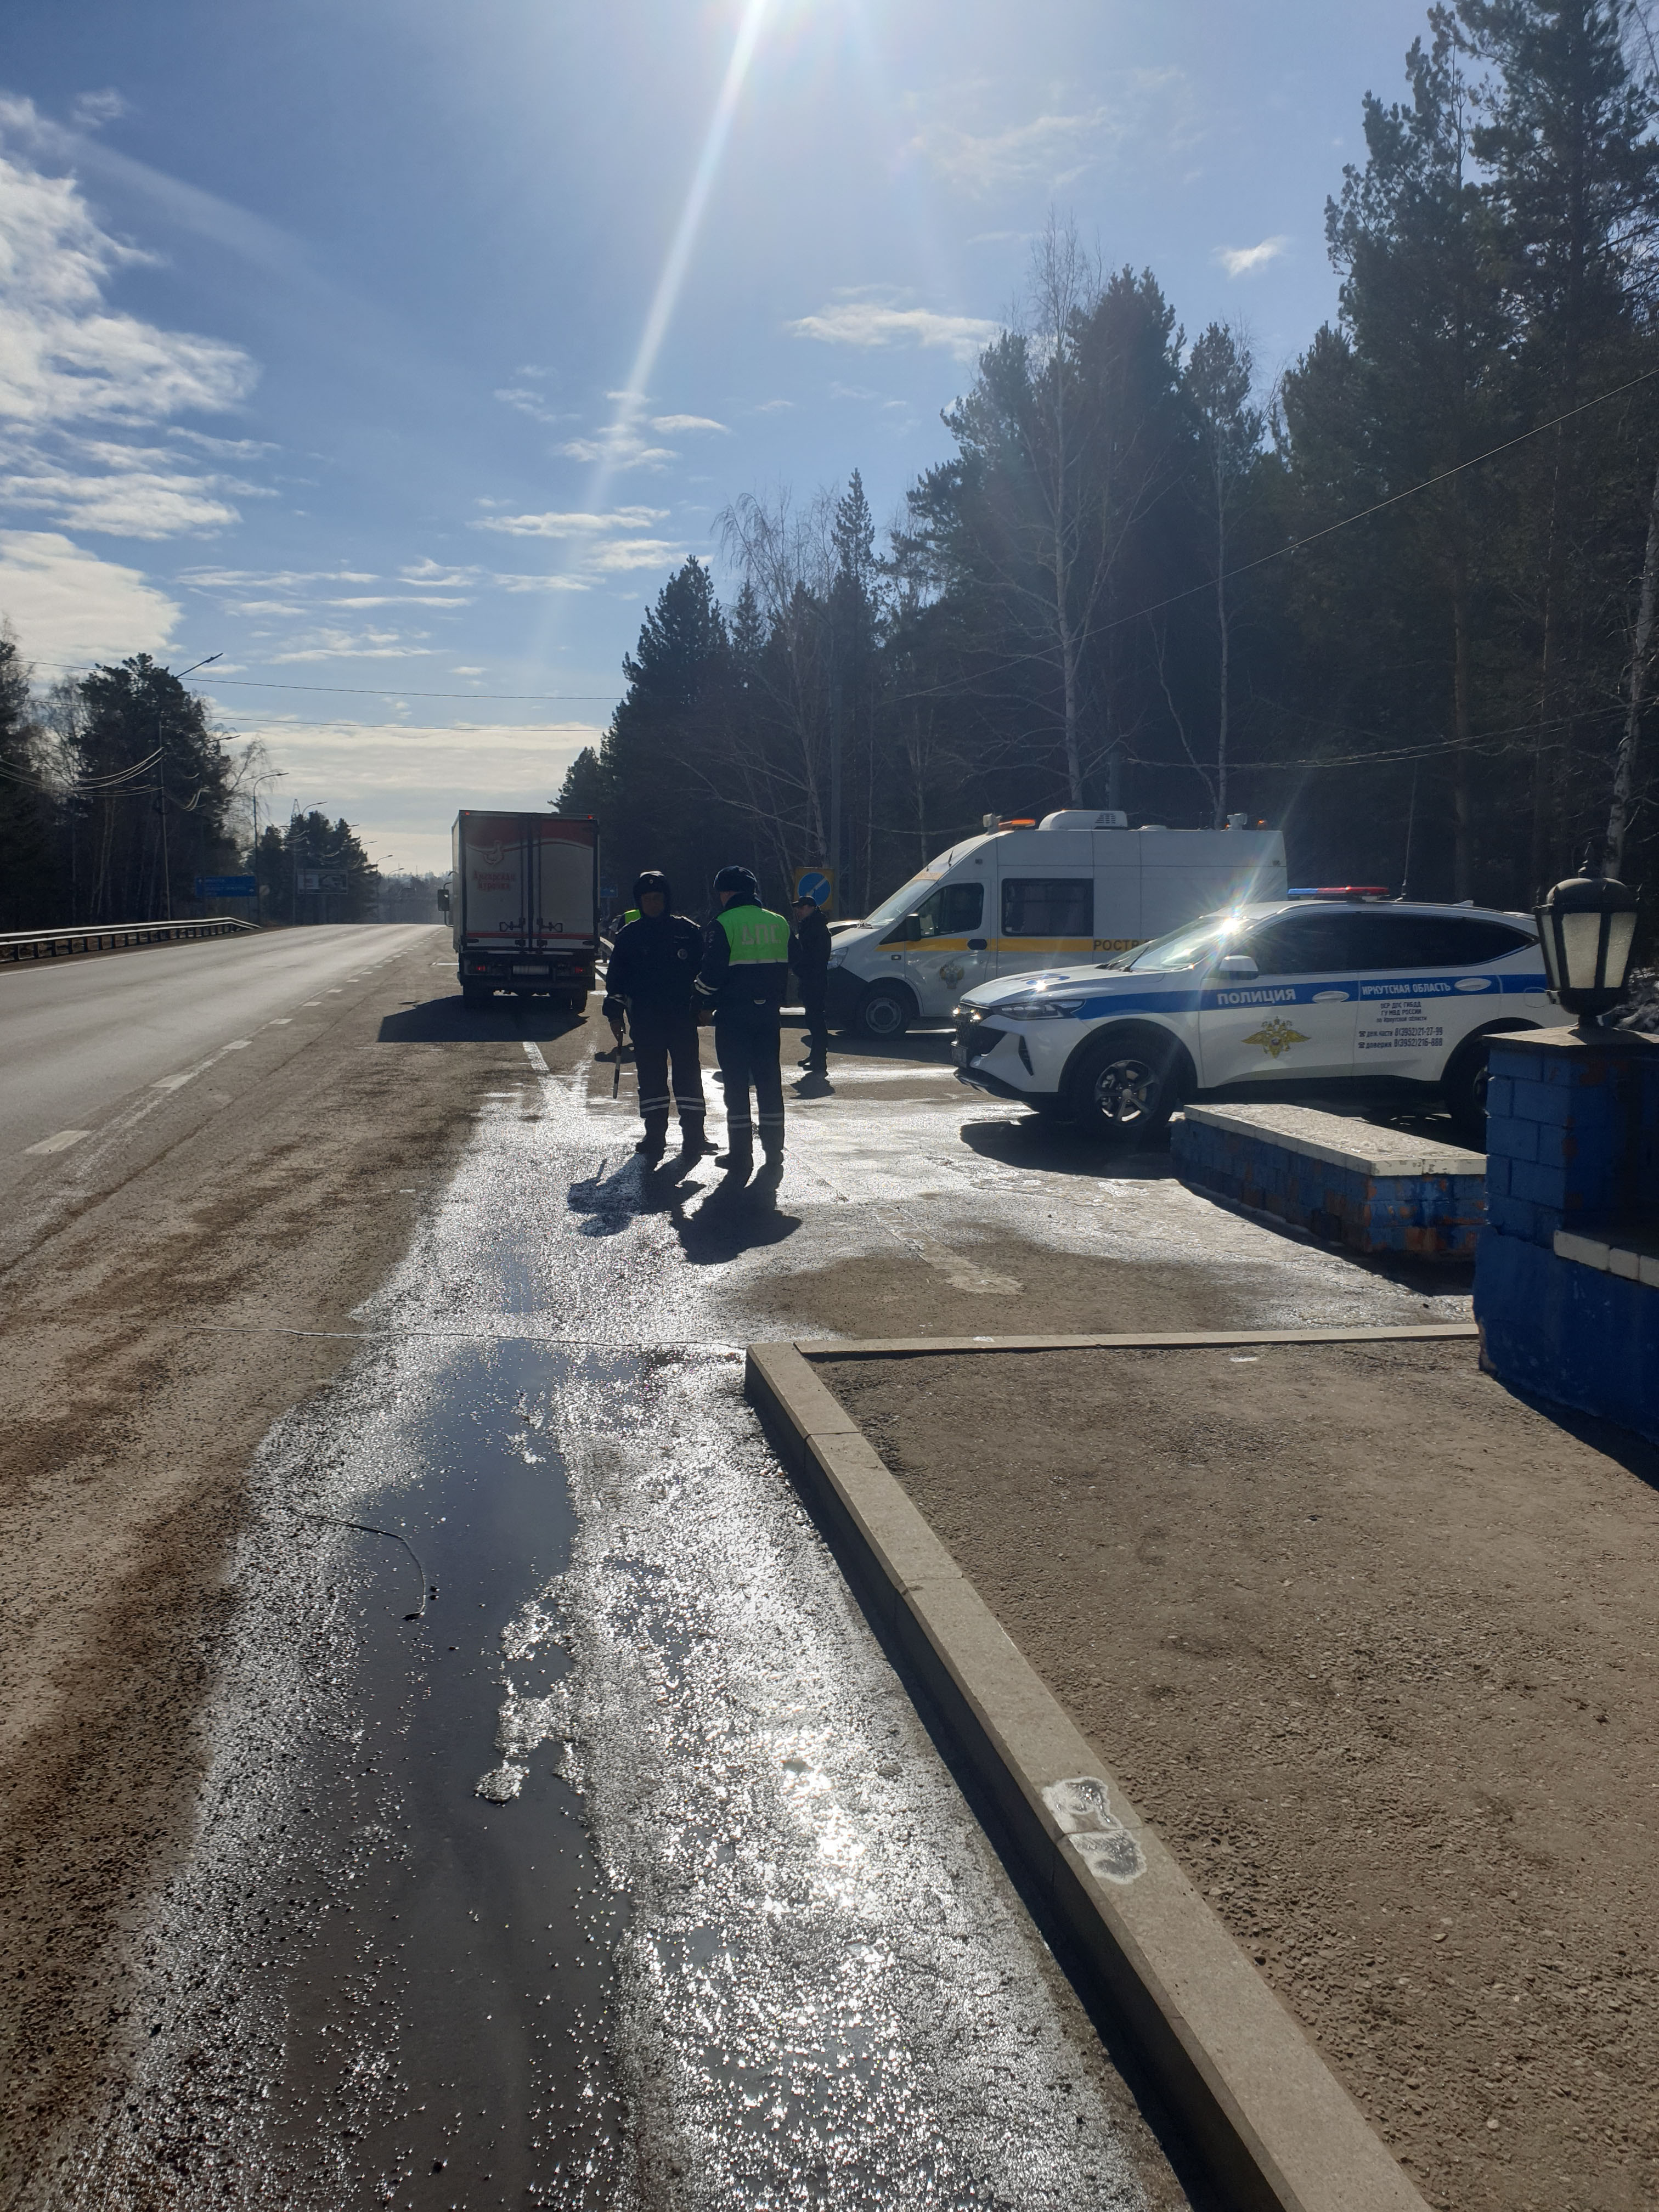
[265, 1339, 628, 2210]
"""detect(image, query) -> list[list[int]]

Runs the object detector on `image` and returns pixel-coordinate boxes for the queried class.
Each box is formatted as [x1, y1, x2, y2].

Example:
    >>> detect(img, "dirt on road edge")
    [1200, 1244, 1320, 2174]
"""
[0, 938, 579, 2198]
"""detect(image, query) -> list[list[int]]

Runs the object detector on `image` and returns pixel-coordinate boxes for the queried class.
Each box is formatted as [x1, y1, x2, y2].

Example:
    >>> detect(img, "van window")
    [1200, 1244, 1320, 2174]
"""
[1001, 877, 1092, 938]
[914, 882, 984, 937]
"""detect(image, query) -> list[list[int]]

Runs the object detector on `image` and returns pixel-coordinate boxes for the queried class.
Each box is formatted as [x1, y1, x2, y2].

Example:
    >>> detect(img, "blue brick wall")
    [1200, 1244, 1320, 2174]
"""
[1475, 1228, 1659, 1447]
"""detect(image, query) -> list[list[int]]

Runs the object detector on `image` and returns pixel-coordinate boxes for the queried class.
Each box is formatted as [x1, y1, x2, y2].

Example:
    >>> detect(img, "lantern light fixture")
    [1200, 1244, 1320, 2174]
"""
[1533, 874, 1640, 1029]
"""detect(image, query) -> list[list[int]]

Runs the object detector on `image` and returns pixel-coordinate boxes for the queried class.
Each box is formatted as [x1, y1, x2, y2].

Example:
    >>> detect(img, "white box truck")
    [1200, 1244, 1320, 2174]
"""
[452, 810, 600, 1011]
[822, 809, 1288, 1039]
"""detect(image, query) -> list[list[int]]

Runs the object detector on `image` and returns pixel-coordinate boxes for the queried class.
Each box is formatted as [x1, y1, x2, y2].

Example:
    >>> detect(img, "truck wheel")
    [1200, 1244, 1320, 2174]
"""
[559, 989, 588, 1015]
[856, 982, 914, 1040]
[462, 982, 493, 1008]
[1064, 1027, 1181, 1146]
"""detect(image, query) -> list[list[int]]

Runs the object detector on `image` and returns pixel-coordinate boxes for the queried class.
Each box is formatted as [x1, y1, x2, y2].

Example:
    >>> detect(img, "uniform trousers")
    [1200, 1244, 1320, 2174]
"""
[631, 1008, 705, 1141]
[714, 1002, 784, 1155]
[798, 967, 829, 1059]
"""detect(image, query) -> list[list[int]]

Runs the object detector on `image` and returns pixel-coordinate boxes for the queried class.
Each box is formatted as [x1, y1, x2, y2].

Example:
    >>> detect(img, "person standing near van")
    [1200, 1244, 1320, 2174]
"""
[605, 873, 707, 1160]
[697, 866, 789, 1182]
[789, 894, 832, 1074]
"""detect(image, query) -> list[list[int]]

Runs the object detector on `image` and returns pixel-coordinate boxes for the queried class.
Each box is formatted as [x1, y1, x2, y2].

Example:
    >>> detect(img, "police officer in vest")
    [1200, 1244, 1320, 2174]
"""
[696, 865, 789, 1183]
[605, 872, 707, 1161]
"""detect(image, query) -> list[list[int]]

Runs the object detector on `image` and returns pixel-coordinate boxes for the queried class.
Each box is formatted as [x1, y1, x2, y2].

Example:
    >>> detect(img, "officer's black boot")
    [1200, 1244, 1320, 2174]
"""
[678, 1113, 710, 1160]
[757, 1145, 785, 1190]
[715, 1139, 753, 1177]
[634, 1113, 668, 1163]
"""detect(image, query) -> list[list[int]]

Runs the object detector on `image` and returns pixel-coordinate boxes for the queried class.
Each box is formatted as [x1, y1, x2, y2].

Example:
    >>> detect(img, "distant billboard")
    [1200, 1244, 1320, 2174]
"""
[296, 870, 349, 893]
[195, 874, 257, 899]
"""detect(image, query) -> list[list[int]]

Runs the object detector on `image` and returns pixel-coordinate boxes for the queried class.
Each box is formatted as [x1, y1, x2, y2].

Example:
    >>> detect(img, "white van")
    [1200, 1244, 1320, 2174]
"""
[822, 811, 1288, 1039]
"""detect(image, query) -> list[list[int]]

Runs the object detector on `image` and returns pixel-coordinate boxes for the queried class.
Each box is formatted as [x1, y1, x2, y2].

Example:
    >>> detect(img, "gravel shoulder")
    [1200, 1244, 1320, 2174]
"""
[820, 1338, 1659, 2212]
[0, 938, 590, 2195]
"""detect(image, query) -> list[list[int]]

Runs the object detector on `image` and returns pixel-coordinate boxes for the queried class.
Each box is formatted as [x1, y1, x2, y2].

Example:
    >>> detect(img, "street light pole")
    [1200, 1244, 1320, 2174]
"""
[156, 652, 221, 921]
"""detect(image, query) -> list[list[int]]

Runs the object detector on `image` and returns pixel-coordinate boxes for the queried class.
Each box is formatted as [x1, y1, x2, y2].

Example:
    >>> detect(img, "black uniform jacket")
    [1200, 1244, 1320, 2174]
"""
[788, 903, 832, 978]
[605, 912, 702, 1020]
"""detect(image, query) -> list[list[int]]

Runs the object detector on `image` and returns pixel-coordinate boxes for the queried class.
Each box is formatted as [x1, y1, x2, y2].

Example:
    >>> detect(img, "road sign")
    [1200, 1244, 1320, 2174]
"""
[194, 874, 257, 899]
[297, 869, 349, 893]
[794, 868, 833, 912]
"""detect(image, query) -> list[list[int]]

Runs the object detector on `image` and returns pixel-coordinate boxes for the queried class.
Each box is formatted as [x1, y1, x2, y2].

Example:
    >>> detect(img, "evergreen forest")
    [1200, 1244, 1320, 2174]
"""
[563, 2, 1659, 930]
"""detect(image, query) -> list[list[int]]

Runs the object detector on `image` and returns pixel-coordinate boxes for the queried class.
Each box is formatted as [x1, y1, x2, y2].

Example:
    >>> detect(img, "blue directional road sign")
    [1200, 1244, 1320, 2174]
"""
[195, 874, 257, 899]
[794, 868, 833, 910]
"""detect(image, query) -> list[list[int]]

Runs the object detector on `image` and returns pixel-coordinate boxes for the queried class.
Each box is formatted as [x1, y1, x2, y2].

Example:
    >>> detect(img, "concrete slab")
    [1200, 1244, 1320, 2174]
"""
[1178, 1103, 1485, 1181]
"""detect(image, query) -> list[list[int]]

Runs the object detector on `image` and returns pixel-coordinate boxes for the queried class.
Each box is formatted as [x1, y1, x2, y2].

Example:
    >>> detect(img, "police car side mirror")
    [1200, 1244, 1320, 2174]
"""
[1216, 953, 1259, 979]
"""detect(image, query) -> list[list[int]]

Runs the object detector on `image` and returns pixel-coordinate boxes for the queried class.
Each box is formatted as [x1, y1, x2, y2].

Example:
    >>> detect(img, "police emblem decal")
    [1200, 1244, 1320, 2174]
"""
[1243, 1016, 1310, 1059]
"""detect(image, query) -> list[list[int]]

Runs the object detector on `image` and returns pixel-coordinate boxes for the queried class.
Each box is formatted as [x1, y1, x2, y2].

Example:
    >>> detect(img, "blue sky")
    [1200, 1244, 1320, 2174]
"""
[1, 0, 1433, 873]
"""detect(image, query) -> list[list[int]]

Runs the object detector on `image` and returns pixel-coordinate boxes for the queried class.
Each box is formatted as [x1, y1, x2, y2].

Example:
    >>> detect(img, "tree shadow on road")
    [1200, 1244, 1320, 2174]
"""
[377, 996, 588, 1046]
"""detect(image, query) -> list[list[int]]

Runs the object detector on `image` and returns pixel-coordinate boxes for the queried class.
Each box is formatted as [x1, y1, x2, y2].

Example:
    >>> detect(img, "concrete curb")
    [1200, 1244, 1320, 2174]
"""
[746, 1331, 1439, 2212]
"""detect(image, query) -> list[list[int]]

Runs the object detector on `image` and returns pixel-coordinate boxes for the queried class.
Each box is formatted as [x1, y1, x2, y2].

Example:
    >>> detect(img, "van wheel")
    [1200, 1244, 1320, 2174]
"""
[1065, 1028, 1181, 1145]
[856, 982, 914, 1040]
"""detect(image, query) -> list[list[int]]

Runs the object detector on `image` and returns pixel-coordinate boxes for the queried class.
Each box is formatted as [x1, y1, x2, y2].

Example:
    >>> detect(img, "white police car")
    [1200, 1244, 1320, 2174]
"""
[953, 895, 1549, 1146]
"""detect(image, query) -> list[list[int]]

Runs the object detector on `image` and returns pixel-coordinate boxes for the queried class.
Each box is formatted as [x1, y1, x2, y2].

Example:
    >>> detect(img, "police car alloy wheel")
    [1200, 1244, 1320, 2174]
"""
[1065, 1028, 1181, 1142]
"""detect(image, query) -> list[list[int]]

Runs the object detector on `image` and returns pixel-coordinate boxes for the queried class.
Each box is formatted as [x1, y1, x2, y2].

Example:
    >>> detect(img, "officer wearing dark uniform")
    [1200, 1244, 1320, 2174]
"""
[789, 895, 832, 1074]
[605, 872, 707, 1161]
[696, 865, 789, 1181]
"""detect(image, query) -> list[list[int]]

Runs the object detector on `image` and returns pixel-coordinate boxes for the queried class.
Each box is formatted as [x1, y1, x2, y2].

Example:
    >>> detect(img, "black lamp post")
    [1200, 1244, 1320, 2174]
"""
[1533, 874, 1640, 1030]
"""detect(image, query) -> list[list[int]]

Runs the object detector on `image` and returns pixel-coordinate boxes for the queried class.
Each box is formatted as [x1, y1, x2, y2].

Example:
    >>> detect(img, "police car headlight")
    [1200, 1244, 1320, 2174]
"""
[996, 997, 1079, 1020]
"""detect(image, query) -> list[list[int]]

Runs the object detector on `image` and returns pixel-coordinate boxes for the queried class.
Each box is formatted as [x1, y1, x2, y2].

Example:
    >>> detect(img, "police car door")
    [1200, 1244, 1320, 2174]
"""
[902, 879, 991, 1015]
[1198, 910, 1359, 1086]
[1347, 911, 1543, 1076]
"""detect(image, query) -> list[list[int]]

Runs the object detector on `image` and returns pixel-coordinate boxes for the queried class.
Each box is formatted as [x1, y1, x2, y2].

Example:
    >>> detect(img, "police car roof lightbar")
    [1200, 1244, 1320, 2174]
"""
[1286, 885, 1392, 900]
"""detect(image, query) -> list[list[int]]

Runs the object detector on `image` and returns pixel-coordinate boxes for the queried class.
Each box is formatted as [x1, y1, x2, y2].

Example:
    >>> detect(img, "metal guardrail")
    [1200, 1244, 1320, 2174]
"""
[0, 917, 261, 966]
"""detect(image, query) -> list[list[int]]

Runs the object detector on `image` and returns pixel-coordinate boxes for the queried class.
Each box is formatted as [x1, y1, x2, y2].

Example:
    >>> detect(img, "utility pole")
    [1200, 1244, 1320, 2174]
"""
[156, 652, 221, 920]
[828, 655, 843, 916]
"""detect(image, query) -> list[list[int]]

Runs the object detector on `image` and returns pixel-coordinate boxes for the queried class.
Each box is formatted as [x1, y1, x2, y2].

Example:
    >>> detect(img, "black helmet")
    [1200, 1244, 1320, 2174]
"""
[634, 869, 670, 905]
[713, 864, 759, 901]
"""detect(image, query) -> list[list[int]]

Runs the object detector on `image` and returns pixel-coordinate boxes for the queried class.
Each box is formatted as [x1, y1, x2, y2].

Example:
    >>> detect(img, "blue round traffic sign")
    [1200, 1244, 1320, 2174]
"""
[795, 871, 831, 906]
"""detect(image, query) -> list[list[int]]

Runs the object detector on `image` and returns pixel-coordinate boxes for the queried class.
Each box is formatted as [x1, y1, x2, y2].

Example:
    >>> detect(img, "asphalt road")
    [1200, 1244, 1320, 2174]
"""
[4, 955, 1476, 2210]
[0, 924, 435, 1198]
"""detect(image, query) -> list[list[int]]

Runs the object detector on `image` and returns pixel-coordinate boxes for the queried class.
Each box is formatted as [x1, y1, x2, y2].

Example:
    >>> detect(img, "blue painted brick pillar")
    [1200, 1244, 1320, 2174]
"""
[1474, 1027, 1659, 1442]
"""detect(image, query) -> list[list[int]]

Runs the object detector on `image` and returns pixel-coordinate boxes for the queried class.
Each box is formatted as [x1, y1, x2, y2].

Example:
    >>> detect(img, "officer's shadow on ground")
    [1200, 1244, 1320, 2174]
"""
[566, 1151, 800, 1259]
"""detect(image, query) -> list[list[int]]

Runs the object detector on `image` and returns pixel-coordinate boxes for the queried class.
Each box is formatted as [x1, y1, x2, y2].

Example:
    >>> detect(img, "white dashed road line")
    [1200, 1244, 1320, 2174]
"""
[24, 1129, 91, 1156]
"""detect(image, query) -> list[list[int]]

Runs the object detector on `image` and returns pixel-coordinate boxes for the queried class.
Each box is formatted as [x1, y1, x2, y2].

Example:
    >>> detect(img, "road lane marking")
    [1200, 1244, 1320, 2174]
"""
[523, 1041, 550, 1074]
[223, 1038, 251, 1049]
[153, 1073, 195, 1091]
[25, 1129, 91, 1155]
[269, 1018, 293, 1025]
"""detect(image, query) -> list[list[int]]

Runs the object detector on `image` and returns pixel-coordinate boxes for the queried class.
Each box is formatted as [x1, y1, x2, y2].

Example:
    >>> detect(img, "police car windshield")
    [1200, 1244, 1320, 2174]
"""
[864, 871, 940, 932]
[1108, 915, 1244, 972]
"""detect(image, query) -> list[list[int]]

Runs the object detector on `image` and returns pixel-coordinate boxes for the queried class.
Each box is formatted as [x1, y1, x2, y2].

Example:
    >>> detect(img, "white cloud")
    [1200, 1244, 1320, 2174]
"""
[0, 529, 178, 661]
[1216, 236, 1289, 278]
[788, 303, 1000, 362]
[269, 627, 437, 664]
[0, 143, 255, 427]
[452, 665, 485, 675]
[910, 105, 1114, 195]
[217, 716, 606, 873]
[494, 385, 569, 426]
[471, 506, 668, 538]
[908, 72, 1192, 197]
[754, 398, 795, 413]
[554, 430, 676, 470]
[70, 90, 128, 132]
[0, 107, 263, 543]
[649, 414, 729, 435]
